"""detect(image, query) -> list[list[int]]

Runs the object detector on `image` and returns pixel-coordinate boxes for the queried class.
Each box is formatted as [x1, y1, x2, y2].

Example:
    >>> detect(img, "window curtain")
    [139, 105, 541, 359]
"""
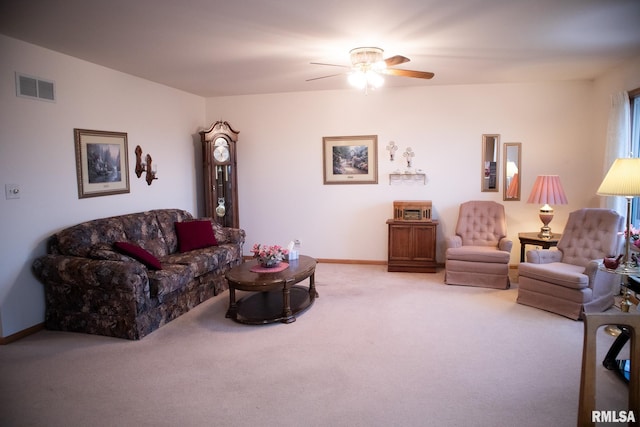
[632, 96, 640, 156]
[600, 91, 630, 213]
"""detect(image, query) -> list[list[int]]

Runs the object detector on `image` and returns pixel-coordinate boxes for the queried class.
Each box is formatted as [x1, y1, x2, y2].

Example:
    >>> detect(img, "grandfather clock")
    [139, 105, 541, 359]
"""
[200, 121, 240, 228]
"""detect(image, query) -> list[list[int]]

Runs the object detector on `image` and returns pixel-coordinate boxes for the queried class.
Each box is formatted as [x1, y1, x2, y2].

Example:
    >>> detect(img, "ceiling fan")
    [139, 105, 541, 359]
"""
[307, 47, 434, 91]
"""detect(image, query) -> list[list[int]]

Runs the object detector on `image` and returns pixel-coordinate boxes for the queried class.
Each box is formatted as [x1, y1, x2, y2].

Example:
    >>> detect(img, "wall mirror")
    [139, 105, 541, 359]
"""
[503, 142, 521, 201]
[481, 134, 500, 192]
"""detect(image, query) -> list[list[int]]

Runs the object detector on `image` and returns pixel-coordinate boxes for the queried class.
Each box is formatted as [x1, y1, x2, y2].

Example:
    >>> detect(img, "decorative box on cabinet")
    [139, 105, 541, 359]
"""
[386, 219, 439, 273]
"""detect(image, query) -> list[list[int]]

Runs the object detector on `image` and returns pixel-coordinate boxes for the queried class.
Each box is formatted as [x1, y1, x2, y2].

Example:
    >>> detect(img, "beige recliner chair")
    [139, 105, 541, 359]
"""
[517, 208, 624, 320]
[445, 201, 512, 289]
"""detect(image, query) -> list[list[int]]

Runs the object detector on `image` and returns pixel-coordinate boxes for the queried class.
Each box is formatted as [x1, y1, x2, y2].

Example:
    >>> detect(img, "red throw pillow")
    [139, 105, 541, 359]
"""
[113, 241, 162, 270]
[175, 220, 218, 252]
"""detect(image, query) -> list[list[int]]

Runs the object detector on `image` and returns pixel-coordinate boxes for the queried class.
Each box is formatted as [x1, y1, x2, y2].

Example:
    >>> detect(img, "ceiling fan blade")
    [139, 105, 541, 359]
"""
[310, 62, 350, 68]
[306, 73, 346, 82]
[385, 55, 410, 67]
[383, 68, 435, 79]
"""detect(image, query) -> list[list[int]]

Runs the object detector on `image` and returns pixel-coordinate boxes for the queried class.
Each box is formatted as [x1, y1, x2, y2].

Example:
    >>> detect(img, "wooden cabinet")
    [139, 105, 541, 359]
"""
[386, 220, 438, 273]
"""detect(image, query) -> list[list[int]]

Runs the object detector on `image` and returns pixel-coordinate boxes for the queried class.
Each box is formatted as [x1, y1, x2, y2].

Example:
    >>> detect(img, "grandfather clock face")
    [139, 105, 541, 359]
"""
[213, 137, 230, 163]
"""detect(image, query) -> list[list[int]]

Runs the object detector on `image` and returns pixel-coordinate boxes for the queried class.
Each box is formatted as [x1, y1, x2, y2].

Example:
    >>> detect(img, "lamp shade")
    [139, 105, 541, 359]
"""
[527, 175, 568, 205]
[596, 158, 640, 196]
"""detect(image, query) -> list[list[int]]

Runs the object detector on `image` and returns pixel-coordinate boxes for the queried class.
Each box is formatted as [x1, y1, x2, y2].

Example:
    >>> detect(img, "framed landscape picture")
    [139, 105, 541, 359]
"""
[74, 128, 130, 198]
[322, 135, 378, 184]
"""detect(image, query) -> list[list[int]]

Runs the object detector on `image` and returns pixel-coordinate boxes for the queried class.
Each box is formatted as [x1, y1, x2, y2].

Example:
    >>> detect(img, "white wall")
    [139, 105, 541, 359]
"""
[0, 35, 205, 338]
[204, 80, 603, 264]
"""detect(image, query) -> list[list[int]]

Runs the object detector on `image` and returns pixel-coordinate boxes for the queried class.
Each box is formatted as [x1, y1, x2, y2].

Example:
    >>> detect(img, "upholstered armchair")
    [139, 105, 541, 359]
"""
[517, 208, 624, 320]
[445, 201, 513, 289]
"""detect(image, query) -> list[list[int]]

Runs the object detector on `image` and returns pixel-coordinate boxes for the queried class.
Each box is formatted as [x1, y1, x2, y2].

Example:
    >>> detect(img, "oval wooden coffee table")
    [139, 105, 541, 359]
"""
[225, 255, 318, 325]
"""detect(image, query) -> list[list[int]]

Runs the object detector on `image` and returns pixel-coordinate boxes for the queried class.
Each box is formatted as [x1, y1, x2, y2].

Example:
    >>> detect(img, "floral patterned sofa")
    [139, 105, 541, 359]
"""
[32, 209, 245, 340]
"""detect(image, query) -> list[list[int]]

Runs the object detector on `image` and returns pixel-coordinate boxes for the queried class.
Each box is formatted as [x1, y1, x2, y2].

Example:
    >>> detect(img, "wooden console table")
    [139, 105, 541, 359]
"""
[518, 232, 562, 262]
[387, 220, 438, 273]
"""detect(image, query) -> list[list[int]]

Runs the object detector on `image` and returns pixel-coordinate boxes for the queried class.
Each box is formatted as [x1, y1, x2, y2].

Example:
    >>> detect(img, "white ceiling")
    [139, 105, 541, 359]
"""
[1, 0, 640, 97]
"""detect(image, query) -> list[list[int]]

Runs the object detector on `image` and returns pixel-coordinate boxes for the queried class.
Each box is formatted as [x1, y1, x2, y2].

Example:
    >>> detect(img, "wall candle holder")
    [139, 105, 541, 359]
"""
[403, 147, 415, 169]
[134, 145, 158, 185]
[386, 141, 398, 161]
[145, 154, 157, 185]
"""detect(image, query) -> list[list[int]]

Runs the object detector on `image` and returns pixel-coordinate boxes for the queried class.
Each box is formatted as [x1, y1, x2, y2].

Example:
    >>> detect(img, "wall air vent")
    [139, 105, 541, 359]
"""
[15, 72, 55, 102]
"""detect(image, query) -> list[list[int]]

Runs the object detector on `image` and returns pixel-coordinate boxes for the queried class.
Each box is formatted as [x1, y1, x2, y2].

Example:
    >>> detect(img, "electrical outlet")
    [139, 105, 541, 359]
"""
[5, 184, 20, 200]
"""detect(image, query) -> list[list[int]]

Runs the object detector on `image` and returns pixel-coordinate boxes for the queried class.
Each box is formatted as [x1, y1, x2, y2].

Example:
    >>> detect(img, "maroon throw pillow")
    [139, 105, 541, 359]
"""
[113, 241, 162, 270]
[175, 220, 218, 252]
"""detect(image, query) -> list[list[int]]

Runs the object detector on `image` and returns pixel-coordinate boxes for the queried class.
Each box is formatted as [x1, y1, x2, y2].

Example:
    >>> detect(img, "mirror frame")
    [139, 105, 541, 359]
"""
[503, 142, 522, 201]
[481, 134, 500, 192]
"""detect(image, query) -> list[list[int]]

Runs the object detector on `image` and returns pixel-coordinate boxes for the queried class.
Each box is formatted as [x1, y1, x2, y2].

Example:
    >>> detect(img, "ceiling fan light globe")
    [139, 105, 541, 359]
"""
[368, 71, 384, 88]
[348, 71, 367, 89]
[372, 60, 387, 72]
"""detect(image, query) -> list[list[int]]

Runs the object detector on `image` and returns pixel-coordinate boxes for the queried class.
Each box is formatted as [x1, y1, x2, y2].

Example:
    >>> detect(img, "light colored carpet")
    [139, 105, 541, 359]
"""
[0, 263, 631, 427]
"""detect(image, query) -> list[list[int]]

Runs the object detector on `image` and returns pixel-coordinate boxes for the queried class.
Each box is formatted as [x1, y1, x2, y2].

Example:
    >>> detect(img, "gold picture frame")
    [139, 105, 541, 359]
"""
[74, 128, 130, 198]
[322, 135, 378, 185]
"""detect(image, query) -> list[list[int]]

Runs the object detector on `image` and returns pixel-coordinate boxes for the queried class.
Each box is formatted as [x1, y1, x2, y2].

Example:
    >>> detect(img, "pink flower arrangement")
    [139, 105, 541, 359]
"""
[251, 243, 288, 267]
[624, 225, 640, 250]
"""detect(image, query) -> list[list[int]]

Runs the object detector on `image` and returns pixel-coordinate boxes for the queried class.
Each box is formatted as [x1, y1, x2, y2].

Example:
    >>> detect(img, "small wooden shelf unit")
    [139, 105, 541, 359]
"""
[387, 200, 438, 273]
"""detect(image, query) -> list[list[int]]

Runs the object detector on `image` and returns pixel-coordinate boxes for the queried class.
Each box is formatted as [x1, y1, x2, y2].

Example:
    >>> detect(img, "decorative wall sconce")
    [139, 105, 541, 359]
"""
[135, 146, 144, 177]
[135, 145, 158, 185]
[403, 147, 415, 168]
[386, 141, 398, 161]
